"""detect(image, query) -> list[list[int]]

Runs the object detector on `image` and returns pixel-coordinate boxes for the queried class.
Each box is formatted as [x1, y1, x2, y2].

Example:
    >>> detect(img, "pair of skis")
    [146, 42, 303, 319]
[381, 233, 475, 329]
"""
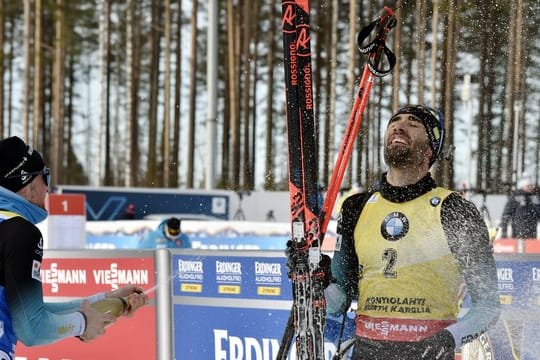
[280, 1, 324, 359]
[279, 2, 398, 359]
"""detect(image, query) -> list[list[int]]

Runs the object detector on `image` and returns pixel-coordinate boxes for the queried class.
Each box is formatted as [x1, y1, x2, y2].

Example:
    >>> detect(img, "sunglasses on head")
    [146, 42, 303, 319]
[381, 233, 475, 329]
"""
[8, 167, 51, 187]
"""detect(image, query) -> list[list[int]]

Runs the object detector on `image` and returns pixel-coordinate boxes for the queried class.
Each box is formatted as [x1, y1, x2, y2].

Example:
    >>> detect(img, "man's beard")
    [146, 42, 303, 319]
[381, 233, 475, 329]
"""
[384, 143, 428, 167]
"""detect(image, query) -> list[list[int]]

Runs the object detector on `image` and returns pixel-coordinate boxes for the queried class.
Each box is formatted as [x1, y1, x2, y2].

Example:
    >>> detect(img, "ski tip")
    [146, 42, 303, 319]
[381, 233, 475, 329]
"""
[296, 0, 310, 14]
[382, 6, 396, 18]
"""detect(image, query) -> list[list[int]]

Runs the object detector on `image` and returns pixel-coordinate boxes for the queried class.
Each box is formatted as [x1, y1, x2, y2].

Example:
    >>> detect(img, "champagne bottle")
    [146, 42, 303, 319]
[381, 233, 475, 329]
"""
[91, 297, 130, 322]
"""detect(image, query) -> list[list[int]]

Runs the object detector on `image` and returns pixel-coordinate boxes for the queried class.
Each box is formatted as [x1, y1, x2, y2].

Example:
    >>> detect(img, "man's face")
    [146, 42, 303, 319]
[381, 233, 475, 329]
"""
[19, 171, 49, 210]
[384, 114, 432, 168]
[165, 227, 181, 240]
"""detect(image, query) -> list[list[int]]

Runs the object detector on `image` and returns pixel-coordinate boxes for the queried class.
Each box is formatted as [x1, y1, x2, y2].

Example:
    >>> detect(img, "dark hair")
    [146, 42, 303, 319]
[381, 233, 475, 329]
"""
[166, 217, 181, 236]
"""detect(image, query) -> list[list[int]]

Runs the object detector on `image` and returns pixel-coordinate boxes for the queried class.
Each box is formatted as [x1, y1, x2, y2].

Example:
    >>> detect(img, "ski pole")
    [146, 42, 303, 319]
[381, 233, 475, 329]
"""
[319, 6, 397, 238]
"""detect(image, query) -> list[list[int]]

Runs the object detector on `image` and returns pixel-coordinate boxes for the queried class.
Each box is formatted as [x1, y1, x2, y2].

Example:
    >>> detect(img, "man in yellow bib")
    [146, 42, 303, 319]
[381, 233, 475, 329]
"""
[326, 105, 500, 359]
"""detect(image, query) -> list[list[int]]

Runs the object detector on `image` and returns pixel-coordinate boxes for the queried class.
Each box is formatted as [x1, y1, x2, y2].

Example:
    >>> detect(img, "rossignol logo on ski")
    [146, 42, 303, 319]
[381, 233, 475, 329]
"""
[290, 191, 304, 219]
[302, 64, 313, 110]
[281, 2, 296, 33]
[288, 43, 298, 86]
[296, 25, 311, 57]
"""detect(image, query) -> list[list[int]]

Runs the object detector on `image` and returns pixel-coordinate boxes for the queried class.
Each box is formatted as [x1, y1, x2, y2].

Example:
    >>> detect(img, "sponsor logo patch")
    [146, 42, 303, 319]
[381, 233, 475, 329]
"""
[430, 196, 441, 207]
[381, 212, 409, 241]
[32, 260, 42, 281]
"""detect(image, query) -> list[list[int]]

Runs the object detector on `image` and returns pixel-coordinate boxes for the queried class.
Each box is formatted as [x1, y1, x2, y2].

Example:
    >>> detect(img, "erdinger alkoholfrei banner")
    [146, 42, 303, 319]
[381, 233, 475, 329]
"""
[172, 251, 540, 360]
[484, 254, 540, 360]
[171, 250, 354, 360]
[457, 254, 540, 360]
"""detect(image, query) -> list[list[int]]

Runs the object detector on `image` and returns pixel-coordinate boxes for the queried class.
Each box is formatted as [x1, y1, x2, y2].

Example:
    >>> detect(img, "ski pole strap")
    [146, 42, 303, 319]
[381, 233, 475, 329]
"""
[357, 6, 397, 77]
[367, 44, 396, 77]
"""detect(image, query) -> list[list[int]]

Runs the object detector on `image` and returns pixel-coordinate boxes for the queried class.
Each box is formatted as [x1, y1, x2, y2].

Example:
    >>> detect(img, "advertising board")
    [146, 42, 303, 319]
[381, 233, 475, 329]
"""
[15, 251, 157, 360]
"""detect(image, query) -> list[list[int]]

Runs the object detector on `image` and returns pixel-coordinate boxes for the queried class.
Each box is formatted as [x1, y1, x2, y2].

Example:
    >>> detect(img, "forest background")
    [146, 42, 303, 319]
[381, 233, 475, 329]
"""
[0, 0, 538, 195]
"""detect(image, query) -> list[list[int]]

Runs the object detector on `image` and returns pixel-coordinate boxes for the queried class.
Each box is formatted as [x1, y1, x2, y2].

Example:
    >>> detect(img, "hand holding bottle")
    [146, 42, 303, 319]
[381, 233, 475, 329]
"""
[105, 285, 144, 300]
[122, 288, 149, 317]
[78, 300, 115, 342]
[95, 286, 149, 318]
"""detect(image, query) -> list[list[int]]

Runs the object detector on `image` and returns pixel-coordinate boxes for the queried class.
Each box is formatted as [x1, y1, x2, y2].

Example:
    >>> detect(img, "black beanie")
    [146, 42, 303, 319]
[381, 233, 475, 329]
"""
[0, 136, 46, 192]
[390, 105, 445, 166]
[166, 217, 181, 235]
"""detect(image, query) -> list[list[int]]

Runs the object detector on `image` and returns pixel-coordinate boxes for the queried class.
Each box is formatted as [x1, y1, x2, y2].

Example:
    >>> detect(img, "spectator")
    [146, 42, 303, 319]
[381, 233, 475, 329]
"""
[120, 203, 136, 220]
[0, 136, 147, 358]
[499, 174, 540, 239]
[325, 105, 500, 359]
[266, 210, 276, 222]
[139, 217, 191, 249]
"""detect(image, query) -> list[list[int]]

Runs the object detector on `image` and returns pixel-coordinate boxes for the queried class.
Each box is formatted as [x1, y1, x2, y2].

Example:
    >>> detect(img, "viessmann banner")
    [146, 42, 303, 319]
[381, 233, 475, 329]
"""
[15, 251, 156, 360]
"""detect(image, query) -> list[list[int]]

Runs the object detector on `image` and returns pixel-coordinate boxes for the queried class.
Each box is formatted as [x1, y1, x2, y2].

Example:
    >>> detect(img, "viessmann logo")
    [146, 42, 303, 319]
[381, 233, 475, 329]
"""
[363, 319, 429, 337]
[41, 262, 150, 293]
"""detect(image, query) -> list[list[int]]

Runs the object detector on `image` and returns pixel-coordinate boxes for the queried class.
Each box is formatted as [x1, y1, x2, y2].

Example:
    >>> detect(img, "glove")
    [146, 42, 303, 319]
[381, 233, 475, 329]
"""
[285, 240, 302, 278]
[317, 252, 334, 289]
[285, 240, 334, 289]
[419, 329, 456, 360]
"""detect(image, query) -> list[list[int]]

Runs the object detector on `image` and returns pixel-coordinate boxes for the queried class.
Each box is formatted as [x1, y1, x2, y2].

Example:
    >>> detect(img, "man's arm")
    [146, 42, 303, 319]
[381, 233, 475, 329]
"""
[6, 219, 147, 345]
[327, 193, 369, 316]
[4, 219, 88, 345]
[442, 193, 501, 346]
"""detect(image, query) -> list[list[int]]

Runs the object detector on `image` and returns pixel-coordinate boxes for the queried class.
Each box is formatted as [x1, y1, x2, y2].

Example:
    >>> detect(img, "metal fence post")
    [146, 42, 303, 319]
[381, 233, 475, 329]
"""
[155, 248, 173, 360]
